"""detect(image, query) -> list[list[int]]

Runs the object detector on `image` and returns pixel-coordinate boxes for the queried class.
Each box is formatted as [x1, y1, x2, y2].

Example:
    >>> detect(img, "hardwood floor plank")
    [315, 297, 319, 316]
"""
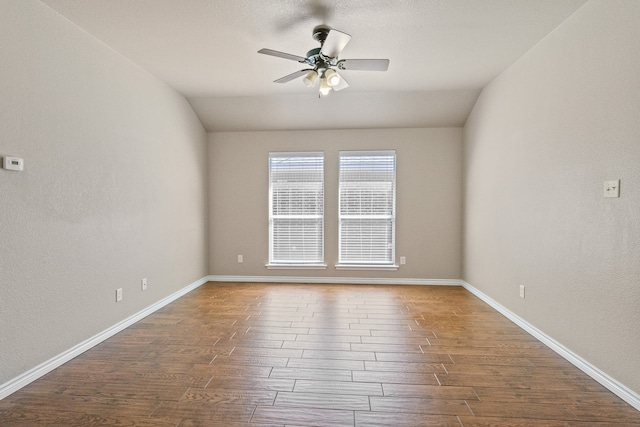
[458, 416, 570, 426]
[448, 355, 534, 366]
[204, 376, 294, 392]
[355, 411, 462, 427]
[364, 360, 447, 374]
[294, 379, 383, 396]
[180, 421, 283, 427]
[309, 328, 371, 336]
[282, 340, 352, 351]
[302, 349, 376, 361]
[294, 333, 362, 343]
[352, 370, 440, 385]
[228, 337, 288, 350]
[351, 343, 422, 353]
[270, 367, 353, 382]
[369, 396, 472, 416]
[229, 347, 303, 358]
[181, 387, 277, 405]
[247, 326, 310, 334]
[97, 383, 190, 401]
[251, 406, 355, 426]
[287, 357, 365, 370]
[211, 354, 289, 368]
[360, 335, 429, 344]
[150, 400, 254, 422]
[192, 362, 273, 378]
[373, 352, 452, 363]
[275, 391, 370, 410]
[382, 383, 478, 400]
[468, 400, 640, 424]
[349, 323, 412, 331]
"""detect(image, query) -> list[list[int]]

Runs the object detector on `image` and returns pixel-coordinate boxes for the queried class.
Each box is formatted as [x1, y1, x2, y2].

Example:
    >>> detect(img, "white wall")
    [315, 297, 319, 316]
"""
[0, 0, 208, 385]
[464, 0, 640, 394]
[209, 128, 463, 280]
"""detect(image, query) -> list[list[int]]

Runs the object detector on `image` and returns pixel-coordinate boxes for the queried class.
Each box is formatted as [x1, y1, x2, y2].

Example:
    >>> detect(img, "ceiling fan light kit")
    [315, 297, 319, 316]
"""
[258, 25, 389, 96]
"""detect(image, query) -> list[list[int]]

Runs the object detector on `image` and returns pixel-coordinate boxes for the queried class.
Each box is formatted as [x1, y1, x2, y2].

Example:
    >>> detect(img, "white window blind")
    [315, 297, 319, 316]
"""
[339, 151, 396, 265]
[269, 153, 324, 265]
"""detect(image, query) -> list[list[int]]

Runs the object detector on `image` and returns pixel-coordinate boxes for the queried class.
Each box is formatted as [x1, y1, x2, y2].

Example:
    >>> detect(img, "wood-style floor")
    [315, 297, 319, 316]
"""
[1, 282, 638, 426]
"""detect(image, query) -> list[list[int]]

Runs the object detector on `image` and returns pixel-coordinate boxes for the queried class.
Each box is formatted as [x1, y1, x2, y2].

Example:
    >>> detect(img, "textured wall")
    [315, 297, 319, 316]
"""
[208, 128, 463, 280]
[0, 1, 208, 385]
[464, 0, 640, 393]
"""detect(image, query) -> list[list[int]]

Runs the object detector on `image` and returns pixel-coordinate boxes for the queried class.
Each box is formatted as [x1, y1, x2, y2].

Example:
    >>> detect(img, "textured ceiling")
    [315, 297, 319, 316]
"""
[40, 0, 588, 131]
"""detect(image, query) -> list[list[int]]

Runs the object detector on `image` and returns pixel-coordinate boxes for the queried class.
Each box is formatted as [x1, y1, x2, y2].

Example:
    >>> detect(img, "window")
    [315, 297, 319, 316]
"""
[338, 151, 396, 266]
[268, 152, 324, 266]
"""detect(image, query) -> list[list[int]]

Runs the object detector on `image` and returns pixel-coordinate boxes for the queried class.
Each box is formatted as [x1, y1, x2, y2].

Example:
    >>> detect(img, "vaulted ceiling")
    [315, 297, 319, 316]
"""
[40, 0, 588, 131]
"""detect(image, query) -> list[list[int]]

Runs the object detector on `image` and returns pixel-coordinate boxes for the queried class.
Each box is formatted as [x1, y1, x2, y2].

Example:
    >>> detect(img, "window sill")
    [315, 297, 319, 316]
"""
[266, 264, 328, 270]
[335, 264, 399, 271]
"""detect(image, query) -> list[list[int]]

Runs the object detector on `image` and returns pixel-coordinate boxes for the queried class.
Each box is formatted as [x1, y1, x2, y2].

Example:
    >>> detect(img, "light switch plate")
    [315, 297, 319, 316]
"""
[604, 180, 620, 198]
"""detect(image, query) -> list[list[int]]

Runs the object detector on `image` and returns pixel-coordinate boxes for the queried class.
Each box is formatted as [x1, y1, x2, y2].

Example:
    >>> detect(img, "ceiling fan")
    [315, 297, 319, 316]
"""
[258, 25, 390, 96]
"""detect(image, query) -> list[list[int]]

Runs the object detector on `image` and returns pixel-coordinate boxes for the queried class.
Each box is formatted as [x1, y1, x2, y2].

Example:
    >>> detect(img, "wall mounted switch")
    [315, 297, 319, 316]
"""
[604, 180, 620, 198]
[237, 254, 243, 263]
[116, 288, 123, 302]
[141, 278, 147, 291]
[519, 285, 526, 299]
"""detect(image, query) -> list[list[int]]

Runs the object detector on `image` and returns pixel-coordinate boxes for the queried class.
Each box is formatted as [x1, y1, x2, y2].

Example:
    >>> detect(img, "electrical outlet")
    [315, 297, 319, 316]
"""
[116, 288, 123, 302]
[400, 256, 406, 265]
[604, 180, 620, 198]
[519, 285, 525, 299]
[141, 278, 147, 291]
[237, 254, 243, 263]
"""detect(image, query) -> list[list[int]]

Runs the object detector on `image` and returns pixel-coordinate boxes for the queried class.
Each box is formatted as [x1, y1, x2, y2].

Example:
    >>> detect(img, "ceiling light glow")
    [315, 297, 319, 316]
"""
[319, 77, 332, 95]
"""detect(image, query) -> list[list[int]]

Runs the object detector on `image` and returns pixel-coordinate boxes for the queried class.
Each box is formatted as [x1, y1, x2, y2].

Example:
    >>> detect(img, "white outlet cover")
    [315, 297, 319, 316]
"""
[3, 156, 24, 171]
[604, 180, 620, 198]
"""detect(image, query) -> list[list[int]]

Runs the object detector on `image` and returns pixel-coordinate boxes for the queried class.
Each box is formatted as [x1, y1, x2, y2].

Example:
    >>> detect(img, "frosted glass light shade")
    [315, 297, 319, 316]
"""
[319, 77, 332, 95]
[325, 68, 341, 87]
[303, 70, 318, 87]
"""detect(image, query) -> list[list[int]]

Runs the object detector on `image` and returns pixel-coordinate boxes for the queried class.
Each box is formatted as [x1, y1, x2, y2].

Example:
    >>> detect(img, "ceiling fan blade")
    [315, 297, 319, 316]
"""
[258, 48, 307, 63]
[320, 28, 351, 58]
[274, 69, 313, 83]
[332, 72, 349, 91]
[337, 58, 390, 71]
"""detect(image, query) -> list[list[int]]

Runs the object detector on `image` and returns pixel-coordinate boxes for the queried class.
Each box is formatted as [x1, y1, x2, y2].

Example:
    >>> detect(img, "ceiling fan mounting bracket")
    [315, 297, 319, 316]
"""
[312, 25, 331, 45]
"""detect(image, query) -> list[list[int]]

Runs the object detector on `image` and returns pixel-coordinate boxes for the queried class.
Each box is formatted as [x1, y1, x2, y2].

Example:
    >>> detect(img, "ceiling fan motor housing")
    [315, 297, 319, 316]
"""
[306, 47, 333, 71]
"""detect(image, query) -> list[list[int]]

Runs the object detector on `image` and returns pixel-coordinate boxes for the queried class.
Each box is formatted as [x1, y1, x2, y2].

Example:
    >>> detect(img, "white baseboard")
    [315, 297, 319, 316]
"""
[0, 276, 209, 401]
[461, 280, 640, 412]
[206, 275, 462, 286]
